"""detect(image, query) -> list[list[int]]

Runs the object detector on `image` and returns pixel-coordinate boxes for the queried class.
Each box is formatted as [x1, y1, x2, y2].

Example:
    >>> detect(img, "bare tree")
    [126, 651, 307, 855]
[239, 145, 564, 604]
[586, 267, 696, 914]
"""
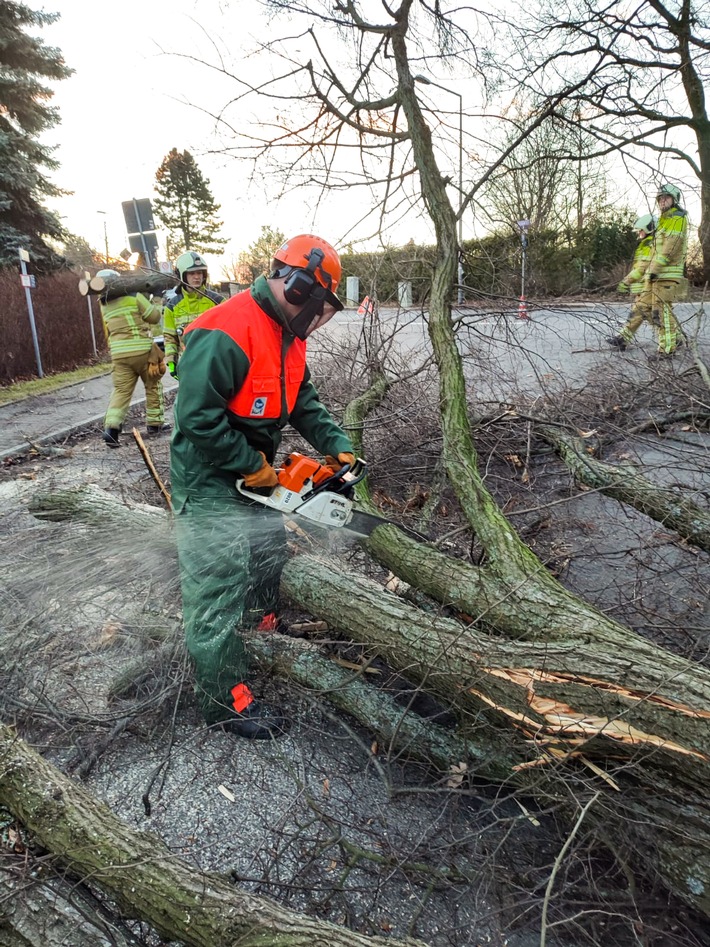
[506, 0, 710, 281]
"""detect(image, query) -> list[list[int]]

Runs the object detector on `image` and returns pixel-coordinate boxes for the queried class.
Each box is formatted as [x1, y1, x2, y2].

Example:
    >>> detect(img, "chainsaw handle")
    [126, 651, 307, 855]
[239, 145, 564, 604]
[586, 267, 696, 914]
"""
[310, 457, 367, 497]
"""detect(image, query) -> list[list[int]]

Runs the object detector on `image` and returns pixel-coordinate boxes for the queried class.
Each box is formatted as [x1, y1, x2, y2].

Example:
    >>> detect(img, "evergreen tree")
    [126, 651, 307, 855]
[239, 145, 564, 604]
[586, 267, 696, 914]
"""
[0, 2, 71, 270]
[153, 149, 226, 258]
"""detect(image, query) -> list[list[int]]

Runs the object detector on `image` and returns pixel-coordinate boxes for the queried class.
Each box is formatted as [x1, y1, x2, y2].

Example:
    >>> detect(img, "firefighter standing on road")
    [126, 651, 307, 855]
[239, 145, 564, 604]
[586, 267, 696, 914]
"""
[608, 184, 688, 358]
[163, 252, 224, 379]
[170, 234, 356, 739]
[606, 214, 657, 352]
[98, 269, 169, 448]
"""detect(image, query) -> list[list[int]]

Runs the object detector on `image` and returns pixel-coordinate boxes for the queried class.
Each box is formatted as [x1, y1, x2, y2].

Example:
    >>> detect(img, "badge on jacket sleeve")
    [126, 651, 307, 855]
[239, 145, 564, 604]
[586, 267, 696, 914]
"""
[250, 397, 267, 417]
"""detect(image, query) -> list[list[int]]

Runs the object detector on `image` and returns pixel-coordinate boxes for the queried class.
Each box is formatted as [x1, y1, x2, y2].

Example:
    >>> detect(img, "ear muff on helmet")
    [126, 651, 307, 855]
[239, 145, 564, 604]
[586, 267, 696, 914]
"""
[282, 248, 326, 305]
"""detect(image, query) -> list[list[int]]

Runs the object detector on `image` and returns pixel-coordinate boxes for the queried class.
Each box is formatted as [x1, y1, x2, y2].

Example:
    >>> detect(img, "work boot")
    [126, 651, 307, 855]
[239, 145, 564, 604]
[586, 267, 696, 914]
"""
[221, 700, 289, 740]
[221, 682, 288, 739]
[102, 428, 121, 448]
[147, 423, 172, 436]
[606, 335, 627, 351]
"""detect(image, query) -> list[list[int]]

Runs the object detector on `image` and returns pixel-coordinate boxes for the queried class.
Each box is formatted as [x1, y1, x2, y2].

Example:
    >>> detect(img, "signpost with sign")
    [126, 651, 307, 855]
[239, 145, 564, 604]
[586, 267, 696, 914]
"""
[18, 248, 43, 377]
[516, 219, 531, 320]
[121, 198, 158, 268]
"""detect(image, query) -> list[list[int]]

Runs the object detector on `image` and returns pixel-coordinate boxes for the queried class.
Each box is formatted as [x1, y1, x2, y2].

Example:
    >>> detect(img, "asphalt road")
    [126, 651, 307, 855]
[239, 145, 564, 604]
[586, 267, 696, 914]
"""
[1, 300, 706, 462]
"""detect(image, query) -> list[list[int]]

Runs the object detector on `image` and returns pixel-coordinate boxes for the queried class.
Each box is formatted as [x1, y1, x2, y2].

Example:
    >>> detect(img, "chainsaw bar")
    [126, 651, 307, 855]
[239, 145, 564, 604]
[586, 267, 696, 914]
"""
[346, 509, 392, 536]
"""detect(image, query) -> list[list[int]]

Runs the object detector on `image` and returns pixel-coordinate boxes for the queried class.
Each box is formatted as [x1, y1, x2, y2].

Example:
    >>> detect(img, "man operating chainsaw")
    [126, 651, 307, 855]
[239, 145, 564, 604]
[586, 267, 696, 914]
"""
[170, 234, 356, 739]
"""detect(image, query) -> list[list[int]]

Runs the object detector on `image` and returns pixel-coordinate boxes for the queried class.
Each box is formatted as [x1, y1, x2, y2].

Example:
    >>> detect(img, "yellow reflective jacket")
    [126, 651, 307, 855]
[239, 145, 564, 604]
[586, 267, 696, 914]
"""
[648, 207, 688, 281]
[623, 235, 654, 294]
[100, 293, 160, 359]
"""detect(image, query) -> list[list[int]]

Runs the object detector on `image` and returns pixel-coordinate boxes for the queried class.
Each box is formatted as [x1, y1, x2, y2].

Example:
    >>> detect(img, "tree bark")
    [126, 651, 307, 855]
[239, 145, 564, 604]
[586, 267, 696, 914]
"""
[278, 555, 710, 917]
[78, 273, 178, 300]
[0, 724, 426, 947]
[12, 474, 710, 917]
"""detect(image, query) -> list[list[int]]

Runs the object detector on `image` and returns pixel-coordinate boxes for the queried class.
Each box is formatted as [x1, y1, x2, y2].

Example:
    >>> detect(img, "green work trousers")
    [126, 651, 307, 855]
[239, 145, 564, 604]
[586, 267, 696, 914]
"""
[105, 351, 165, 429]
[621, 281, 682, 354]
[172, 489, 287, 724]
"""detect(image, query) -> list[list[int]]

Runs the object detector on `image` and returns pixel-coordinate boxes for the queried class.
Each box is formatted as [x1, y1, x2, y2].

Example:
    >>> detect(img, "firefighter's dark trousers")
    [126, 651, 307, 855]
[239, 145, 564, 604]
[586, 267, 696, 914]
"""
[172, 487, 287, 724]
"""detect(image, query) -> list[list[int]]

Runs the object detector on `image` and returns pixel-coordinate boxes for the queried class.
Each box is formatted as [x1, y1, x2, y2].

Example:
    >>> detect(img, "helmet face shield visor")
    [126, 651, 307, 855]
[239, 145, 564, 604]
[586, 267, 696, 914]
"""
[288, 283, 344, 340]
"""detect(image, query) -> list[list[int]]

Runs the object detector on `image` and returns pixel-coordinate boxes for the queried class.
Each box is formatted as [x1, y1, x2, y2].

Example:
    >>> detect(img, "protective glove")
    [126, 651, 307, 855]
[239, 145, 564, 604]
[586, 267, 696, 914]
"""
[616, 281, 629, 294]
[167, 361, 178, 379]
[242, 451, 279, 489]
[324, 452, 356, 473]
[147, 360, 167, 379]
[648, 272, 658, 282]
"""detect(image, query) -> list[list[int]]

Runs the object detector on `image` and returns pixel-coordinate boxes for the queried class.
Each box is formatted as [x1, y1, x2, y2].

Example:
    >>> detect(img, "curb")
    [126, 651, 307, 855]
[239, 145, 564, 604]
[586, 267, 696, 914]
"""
[0, 382, 177, 463]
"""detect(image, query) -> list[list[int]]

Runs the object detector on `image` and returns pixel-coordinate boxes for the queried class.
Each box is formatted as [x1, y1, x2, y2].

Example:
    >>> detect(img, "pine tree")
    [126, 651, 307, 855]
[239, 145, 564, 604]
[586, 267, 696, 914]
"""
[0, 2, 71, 270]
[153, 149, 226, 258]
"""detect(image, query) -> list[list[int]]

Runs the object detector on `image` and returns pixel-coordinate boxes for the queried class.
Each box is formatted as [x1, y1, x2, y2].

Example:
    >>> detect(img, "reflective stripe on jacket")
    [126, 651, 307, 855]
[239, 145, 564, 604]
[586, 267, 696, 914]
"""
[649, 207, 688, 281]
[100, 293, 160, 359]
[163, 288, 224, 363]
[624, 235, 654, 294]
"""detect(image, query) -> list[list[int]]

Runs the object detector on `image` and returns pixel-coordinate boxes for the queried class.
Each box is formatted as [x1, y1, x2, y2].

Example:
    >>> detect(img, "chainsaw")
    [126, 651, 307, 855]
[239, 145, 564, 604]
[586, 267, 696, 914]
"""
[236, 452, 388, 536]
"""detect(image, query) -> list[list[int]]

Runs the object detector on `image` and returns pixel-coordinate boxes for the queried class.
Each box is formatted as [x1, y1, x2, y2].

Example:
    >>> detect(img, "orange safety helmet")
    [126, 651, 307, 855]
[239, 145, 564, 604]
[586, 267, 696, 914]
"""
[273, 234, 342, 294]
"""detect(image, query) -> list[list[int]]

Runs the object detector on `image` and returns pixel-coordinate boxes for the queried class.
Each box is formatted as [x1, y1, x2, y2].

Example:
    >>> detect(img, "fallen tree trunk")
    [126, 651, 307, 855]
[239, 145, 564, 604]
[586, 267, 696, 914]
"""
[538, 425, 710, 553]
[14, 481, 710, 916]
[78, 272, 179, 300]
[278, 555, 710, 917]
[0, 724, 426, 947]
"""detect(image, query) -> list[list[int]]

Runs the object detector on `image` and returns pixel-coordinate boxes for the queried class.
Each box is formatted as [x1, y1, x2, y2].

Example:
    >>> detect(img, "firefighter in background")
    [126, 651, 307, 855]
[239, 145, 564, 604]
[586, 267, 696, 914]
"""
[97, 269, 169, 448]
[170, 234, 355, 739]
[606, 214, 657, 352]
[163, 252, 224, 379]
[609, 184, 688, 358]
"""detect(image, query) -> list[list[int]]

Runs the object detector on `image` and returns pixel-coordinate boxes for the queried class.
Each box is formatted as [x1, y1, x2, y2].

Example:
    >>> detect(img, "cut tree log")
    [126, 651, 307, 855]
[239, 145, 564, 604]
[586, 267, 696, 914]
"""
[0, 723, 427, 947]
[78, 272, 179, 300]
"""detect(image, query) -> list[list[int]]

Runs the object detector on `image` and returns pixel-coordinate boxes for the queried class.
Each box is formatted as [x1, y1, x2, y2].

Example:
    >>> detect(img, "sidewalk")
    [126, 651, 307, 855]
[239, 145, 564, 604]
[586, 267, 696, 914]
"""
[0, 372, 178, 462]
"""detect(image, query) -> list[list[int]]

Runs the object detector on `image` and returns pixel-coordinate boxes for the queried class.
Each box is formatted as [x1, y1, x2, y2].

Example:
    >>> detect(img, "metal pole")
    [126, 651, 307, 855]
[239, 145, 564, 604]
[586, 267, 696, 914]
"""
[133, 198, 152, 268]
[18, 249, 43, 377]
[84, 270, 98, 357]
[97, 210, 109, 264]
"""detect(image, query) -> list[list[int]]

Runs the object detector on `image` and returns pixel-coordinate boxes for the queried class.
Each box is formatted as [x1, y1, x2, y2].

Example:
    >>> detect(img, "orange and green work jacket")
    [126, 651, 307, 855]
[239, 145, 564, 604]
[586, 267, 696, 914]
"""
[100, 293, 160, 359]
[163, 286, 224, 365]
[171, 276, 353, 495]
[648, 206, 688, 282]
[622, 235, 654, 294]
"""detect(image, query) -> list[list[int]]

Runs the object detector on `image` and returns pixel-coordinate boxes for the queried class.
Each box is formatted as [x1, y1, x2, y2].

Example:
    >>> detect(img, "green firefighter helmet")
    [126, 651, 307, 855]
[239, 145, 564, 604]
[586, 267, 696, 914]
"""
[656, 183, 682, 206]
[633, 213, 656, 234]
[174, 251, 208, 284]
[96, 268, 120, 282]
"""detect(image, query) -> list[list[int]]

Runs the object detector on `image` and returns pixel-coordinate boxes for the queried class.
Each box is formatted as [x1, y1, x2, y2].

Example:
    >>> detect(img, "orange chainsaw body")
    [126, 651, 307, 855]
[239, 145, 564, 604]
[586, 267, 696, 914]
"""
[277, 453, 332, 492]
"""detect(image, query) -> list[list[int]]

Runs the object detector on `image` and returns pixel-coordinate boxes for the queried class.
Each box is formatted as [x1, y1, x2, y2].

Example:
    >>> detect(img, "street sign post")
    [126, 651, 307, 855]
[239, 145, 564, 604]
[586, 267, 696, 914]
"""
[84, 270, 98, 357]
[18, 249, 43, 377]
[516, 220, 531, 320]
[121, 198, 158, 268]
